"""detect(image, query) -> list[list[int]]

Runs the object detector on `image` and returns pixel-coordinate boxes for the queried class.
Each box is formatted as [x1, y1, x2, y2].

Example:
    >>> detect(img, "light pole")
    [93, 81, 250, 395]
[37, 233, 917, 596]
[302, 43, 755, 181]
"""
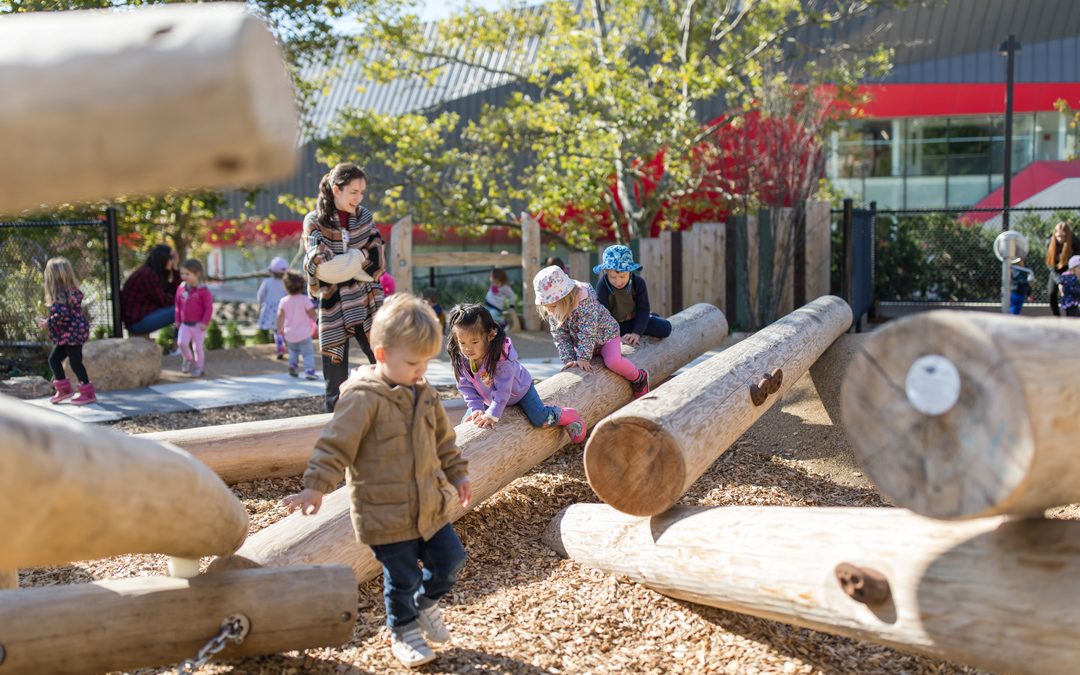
[998, 35, 1021, 233]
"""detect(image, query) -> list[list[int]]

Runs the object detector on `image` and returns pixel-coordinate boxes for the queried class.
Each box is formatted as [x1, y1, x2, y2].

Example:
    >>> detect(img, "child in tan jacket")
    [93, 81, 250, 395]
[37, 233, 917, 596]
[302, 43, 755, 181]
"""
[284, 294, 472, 668]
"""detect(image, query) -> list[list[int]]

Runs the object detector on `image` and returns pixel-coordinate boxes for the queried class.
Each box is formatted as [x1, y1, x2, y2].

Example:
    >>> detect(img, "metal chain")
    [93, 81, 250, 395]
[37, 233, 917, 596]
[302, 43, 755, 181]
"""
[176, 614, 250, 673]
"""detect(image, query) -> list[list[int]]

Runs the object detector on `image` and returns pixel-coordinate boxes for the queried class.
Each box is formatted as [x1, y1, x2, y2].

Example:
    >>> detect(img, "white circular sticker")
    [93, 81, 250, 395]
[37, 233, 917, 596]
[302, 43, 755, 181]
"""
[905, 355, 961, 417]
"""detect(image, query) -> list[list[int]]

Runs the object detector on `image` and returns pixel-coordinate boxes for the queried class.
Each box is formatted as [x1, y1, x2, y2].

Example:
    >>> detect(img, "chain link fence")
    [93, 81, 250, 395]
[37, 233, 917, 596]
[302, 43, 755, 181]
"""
[413, 266, 524, 312]
[0, 217, 116, 347]
[872, 206, 1080, 304]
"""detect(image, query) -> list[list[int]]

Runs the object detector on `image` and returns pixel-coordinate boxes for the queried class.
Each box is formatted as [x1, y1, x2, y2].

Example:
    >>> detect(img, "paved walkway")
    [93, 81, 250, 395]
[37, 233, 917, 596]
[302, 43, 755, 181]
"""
[24, 333, 739, 424]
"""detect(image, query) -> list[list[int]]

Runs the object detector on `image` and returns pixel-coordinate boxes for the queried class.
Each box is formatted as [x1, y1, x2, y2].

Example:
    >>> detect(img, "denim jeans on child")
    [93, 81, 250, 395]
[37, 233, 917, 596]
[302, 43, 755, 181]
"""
[618, 314, 672, 338]
[287, 336, 315, 370]
[368, 523, 467, 630]
[517, 383, 563, 427]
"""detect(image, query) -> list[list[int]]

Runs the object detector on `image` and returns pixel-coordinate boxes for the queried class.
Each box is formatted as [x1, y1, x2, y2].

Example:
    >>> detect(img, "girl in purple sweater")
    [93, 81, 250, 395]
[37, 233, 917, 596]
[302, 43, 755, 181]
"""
[447, 304, 586, 443]
[175, 259, 214, 378]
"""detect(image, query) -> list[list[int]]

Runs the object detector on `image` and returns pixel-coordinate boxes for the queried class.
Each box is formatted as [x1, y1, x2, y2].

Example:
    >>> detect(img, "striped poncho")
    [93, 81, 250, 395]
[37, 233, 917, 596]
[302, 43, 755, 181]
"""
[303, 207, 386, 363]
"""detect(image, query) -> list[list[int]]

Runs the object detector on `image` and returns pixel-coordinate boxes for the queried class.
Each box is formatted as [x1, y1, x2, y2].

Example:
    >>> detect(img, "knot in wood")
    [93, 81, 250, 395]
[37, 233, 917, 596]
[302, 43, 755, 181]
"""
[835, 562, 891, 605]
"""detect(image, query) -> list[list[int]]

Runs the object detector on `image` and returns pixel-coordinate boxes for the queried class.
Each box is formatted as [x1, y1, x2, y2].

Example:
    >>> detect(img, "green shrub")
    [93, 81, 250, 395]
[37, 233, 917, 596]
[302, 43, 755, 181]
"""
[224, 320, 244, 349]
[253, 328, 273, 345]
[205, 319, 224, 350]
[156, 325, 175, 355]
[91, 325, 110, 341]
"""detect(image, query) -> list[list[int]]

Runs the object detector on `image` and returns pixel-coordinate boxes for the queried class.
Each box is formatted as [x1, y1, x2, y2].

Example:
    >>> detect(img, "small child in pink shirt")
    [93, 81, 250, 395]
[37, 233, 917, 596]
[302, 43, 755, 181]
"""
[277, 271, 319, 379]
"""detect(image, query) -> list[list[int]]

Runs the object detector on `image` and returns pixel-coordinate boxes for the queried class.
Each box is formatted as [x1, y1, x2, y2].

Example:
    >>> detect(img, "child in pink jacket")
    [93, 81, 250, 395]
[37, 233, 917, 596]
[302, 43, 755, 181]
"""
[175, 259, 214, 378]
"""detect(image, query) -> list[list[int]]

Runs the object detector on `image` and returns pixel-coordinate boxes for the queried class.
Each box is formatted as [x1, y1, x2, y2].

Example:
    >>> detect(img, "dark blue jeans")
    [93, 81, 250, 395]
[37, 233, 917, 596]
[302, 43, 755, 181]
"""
[618, 314, 672, 339]
[517, 383, 562, 427]
[369, 523, 466, 630]
[1009, 293, 1026, 315]
[126, 306, 174, 335]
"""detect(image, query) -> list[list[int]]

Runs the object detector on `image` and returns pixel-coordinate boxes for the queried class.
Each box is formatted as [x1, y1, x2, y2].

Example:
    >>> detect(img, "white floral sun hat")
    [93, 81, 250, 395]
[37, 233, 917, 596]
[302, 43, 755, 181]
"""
[533, 265, 575, 305]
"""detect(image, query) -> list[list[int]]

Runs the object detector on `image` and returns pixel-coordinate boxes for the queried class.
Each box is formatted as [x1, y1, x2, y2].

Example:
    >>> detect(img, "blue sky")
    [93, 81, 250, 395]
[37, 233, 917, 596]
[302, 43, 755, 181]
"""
[416, 0, 506, 22]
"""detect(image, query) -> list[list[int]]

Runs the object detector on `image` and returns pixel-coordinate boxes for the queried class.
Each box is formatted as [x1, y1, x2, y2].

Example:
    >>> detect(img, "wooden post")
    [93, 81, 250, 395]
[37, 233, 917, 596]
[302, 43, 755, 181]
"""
[208, 304, 729, 581]
[389, 215, 413, 297]
[0, 396, 249, 568]
[0, 569, 16, 590]
[139, 400, 468, 485]
[843, 311, 1080, 520]
[659, 230, 673, 317]
[0, 5, 298, 215]
[544, 503, 1080, 675]
[773, 207, 796, 317]
[584, 295, 851, 516]
[0, 565, 356, 675]
[568, 251, 591, 284]
[521, 213, 542, 331]
[697, 222, 725, 313]
[804, 200, 832, 301]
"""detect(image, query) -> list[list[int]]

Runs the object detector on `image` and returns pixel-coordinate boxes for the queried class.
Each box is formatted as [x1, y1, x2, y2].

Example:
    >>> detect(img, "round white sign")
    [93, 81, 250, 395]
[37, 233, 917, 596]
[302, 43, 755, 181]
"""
[905, 355, 961, 417]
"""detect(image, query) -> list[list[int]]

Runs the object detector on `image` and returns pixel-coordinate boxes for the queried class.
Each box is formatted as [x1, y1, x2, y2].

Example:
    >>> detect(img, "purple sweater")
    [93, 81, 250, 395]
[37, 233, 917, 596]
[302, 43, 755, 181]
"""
[455, 338, 534, 420]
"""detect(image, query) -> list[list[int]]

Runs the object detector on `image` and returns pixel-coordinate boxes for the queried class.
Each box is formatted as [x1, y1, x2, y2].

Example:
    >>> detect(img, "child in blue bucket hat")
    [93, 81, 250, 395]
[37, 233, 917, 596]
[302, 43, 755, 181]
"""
[593, 245, 672, 346]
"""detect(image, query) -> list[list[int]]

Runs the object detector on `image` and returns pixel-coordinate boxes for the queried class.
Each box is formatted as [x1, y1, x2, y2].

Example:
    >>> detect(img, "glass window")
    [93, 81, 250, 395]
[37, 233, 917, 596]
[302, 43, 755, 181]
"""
[948, 116, 993, 176]
[904, 119, 948, 177]
[832, 120, 895, 179]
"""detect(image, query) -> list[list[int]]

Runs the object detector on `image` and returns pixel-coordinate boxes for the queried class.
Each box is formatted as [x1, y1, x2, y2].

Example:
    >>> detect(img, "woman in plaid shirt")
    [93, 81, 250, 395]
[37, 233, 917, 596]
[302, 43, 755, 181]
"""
[121, 244, 180, 335]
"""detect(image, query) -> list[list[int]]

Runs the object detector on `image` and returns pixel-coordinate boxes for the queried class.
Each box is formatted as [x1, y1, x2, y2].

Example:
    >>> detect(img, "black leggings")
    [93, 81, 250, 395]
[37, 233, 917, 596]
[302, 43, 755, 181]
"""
[322, 331, 376, 413]
[49, 344, 88, 384]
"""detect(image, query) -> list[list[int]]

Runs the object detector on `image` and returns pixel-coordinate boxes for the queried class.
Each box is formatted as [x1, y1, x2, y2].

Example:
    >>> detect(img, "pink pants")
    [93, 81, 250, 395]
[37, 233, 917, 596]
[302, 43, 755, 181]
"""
[177, 323, 207, 370]
[597, 338, 639, 380]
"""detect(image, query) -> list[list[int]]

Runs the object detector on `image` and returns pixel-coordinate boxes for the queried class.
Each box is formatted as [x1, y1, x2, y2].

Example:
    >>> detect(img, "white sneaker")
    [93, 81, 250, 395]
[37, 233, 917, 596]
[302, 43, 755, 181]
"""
[415, 602, 450, 643]
[390, 625, 435, 668]
[181, 359, 192, 374]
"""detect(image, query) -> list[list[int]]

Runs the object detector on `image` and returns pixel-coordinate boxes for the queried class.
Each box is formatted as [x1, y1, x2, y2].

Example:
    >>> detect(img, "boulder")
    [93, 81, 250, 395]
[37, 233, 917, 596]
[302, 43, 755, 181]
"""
[0, 376, 53, 400]
[65, 338, 161, 392]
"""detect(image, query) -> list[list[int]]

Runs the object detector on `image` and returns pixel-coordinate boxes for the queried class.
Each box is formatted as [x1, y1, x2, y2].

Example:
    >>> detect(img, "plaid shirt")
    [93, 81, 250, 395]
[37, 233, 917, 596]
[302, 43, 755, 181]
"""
[121, 265, 179, 329]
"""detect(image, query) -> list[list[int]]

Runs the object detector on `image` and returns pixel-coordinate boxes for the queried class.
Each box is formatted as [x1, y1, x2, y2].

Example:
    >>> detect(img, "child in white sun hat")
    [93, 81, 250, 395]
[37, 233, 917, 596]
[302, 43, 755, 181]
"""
[534, 265, 650, 399]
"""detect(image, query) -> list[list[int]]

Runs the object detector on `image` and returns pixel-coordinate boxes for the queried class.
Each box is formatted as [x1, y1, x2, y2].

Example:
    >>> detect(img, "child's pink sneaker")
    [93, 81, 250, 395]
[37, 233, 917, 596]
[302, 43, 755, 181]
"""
[557, 407, 588, 443]
[630, 369, 649, 399]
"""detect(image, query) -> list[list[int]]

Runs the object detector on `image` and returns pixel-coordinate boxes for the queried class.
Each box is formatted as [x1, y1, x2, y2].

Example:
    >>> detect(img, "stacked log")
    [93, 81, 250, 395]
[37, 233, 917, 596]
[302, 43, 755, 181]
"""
[584, 295, 851, 516]
[209, 303, 729, 580]
[842, 311, 1080, 519]
[544, 503, 1080, 675]
[0, 396, 248, 568]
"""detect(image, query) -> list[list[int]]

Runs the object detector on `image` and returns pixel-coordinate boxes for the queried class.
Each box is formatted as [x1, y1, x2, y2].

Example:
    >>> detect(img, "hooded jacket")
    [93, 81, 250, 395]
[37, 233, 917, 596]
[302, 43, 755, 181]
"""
[455, 338, 534, 421]
[302, 366, 469, 546]
[174, 282, 213, 326]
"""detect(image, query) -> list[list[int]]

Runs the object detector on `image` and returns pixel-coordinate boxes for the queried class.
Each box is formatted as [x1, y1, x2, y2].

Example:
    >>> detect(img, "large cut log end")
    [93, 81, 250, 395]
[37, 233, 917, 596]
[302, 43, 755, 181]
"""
[842, 311, 1035, 519]
[584, 418, 686, 516]
[541, 508, 570, 558]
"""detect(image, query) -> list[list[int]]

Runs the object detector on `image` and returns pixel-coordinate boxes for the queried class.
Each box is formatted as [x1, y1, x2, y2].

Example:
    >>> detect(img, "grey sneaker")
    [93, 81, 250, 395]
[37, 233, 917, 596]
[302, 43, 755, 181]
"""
[181, 359, 192, 374]
[415, 602, 450, 643]
[390, 625, 435, 668]
[288, 364, 298, 377]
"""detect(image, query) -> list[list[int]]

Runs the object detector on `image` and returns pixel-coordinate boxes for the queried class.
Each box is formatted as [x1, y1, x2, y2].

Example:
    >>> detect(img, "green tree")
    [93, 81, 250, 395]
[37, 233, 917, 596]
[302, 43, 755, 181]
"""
[314, 0, 898, 244]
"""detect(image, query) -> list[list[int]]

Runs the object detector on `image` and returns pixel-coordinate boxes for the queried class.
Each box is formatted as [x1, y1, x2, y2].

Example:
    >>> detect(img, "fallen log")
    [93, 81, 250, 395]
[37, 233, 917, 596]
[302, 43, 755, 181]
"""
[0, 395, 248, 568]
[141, 399, 468, 485]
[0, 565, 356, 675]
[0, 4, 297, 214]
[584, 296, 851, 516]
[842, 311, 1080, 519]
[208, 303, 728, 580]
[544, 503, 1080, 675]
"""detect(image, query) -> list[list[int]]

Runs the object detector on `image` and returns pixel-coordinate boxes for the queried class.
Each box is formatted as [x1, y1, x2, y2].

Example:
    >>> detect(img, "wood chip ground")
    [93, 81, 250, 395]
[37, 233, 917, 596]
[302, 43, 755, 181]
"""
[20, 379, 1010, 675]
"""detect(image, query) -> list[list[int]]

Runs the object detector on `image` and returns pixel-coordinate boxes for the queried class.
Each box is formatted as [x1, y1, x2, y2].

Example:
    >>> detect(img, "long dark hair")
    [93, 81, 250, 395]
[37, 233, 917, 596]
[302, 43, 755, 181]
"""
[316, 162, 367, 229]
[446, 303, 507, 379]
[144, 244, 174, 286]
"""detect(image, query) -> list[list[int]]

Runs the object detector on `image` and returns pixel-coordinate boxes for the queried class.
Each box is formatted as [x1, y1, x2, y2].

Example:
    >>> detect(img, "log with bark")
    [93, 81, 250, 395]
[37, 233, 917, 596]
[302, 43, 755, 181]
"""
[0, 395, 248, 568]
[0, 565, 356, 675]
[141, 399, 468, 485]
[544, 503, 1080, 675]
[0, 4, 297, 215]
[842, 311, 1080, 519]
[208, 303, 729, 580]
[585, 295, 851, 516]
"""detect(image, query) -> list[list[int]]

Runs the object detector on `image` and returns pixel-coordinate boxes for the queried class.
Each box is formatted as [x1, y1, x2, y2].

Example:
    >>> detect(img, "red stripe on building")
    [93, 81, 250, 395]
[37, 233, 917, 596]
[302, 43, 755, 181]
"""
[857, 83, 1080, 118]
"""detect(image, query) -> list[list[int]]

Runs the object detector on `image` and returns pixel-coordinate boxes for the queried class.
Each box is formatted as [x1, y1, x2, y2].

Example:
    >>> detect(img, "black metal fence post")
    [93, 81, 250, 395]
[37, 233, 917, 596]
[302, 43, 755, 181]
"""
[105, 207, 122, 337]
[840, 198, 854, 306]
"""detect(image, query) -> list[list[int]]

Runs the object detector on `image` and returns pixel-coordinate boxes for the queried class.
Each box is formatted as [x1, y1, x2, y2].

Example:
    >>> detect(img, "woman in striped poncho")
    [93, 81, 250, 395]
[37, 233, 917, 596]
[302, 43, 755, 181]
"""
[303, 163, 387, 412]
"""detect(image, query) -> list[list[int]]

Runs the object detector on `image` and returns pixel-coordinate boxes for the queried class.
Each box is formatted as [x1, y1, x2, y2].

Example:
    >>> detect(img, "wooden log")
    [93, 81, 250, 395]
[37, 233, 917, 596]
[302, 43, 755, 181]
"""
[0, 395, 248, 568]
[521, 213, 543, 331]
[0, 569, 16, 590]
[0, 565, 356, 675]
[842, 311, 1080, 520]
[544, 503, 1080, 675]
[0, 4, 297, 215]
[389, 216, 413, 296]
[208, 303, 729, 580]
[584, 295, 850, 516]
[413, 251, 517, 268]
[140, 399, 469, 485]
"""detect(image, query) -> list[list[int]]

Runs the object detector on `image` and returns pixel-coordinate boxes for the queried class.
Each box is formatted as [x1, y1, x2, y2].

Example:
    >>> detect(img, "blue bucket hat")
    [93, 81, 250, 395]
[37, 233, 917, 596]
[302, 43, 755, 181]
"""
[593, 245, 642, 274]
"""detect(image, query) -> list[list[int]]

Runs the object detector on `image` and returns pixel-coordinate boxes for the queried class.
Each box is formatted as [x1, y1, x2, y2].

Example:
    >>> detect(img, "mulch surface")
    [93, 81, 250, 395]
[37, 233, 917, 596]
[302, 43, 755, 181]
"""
[21, 348, 1001, 675]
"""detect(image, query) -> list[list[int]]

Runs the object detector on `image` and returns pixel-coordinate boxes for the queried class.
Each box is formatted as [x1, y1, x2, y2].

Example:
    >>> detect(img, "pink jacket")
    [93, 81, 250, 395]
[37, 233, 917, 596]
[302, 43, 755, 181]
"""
[175, 283, 214, 326]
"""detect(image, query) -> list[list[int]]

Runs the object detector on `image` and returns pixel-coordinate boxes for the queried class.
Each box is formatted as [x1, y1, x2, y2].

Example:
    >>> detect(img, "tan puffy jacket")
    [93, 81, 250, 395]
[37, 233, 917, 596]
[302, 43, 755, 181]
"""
[302, 366, 469, 546]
